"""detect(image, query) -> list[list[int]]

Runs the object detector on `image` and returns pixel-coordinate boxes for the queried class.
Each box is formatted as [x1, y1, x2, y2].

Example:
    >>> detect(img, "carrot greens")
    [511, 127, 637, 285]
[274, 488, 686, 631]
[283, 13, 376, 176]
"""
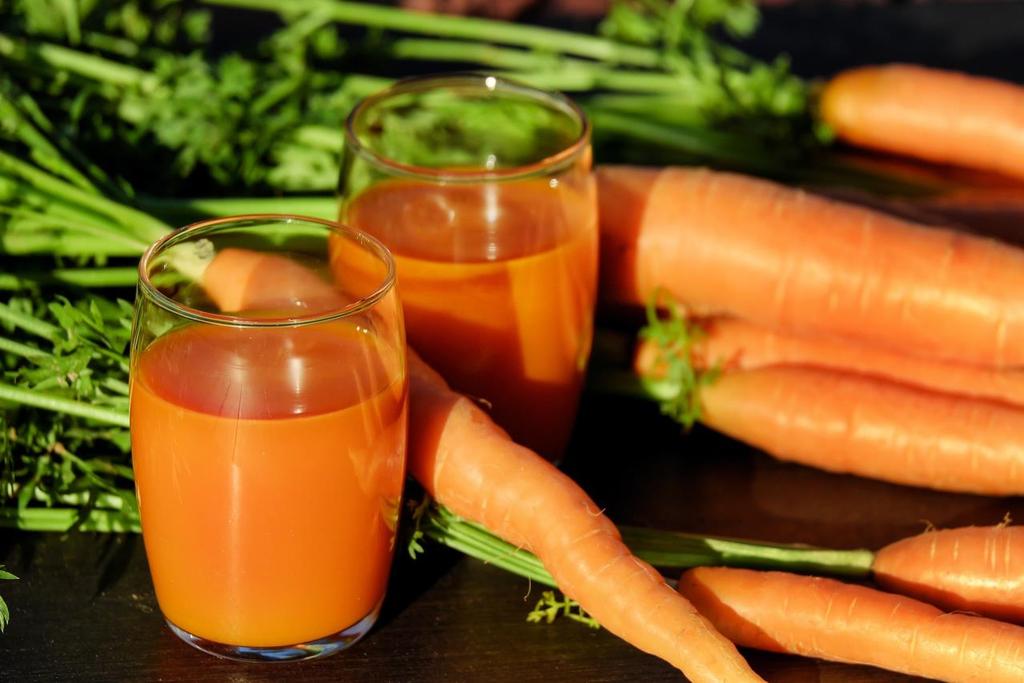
[527, 592, 600, 629]
[637, 292, 718, 429]
[0, 0, 849, 197]
[0, 565, 17, 633]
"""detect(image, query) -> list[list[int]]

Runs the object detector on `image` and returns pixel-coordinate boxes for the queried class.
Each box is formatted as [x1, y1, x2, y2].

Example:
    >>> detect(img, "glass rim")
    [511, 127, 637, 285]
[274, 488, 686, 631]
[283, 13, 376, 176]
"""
[137, 214, 397, 328]
[343, 72, 591, 183]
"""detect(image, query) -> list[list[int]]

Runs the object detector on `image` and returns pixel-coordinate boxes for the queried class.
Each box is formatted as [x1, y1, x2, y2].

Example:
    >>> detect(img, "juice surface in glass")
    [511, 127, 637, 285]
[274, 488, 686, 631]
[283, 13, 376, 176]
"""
[343, 177, 597, 458]
[339, 75, 597, 459]
[130, 215, 406, 660]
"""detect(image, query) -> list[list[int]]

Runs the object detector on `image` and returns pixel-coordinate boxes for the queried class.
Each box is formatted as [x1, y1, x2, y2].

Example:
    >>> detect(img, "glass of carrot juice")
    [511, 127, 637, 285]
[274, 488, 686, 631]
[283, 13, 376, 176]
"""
[130, 215, 407, 661]
[338, 74, 598, 461]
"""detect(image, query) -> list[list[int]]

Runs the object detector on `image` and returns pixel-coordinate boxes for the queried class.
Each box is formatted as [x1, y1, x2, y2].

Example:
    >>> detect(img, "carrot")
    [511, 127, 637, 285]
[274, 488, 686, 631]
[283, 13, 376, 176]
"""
[597, 164, 1024, 367]
[873, 525, 1024, 624]
[188, 245, 764, 681]
[198, 247, 342, 314]
[820, 64, 1024, 181]
[595, 164, 661, 309]
[634, 316, 1024, 408]
[678, 566, 1024, 683]
[407, 351, 764, 682]
[692, 365, 1024, 495]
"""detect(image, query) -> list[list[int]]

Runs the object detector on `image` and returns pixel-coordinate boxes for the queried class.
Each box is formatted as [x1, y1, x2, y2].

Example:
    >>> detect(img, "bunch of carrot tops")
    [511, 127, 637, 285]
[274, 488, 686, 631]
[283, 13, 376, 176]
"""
[3, 1, 1024, 681]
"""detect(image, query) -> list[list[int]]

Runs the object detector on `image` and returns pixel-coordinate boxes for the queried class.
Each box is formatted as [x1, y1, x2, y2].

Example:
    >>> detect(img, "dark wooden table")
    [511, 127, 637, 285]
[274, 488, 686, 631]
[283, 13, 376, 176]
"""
[4, 2, 1024, 681]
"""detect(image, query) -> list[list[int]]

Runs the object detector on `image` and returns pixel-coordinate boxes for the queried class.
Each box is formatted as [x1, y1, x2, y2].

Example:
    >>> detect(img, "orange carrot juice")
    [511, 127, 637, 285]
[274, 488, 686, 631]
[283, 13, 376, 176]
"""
[342, 177, 597, 459]
[130, 320, 406, 648]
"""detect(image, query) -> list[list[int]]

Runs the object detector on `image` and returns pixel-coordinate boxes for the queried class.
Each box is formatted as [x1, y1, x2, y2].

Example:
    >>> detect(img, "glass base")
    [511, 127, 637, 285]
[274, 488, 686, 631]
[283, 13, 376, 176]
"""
[165, 604, 380, 662]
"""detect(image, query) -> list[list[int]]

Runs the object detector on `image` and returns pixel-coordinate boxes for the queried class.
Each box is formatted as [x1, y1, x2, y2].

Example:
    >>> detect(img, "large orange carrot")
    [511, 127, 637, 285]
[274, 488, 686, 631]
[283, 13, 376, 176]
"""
[678, 567, 1024, 683]
[820, 64, 1024, 181]
[874, 525, 1024, 624]
[188, 245, 764, 681]
[597, 164, 1024, 367]
[693, 365, 1024, 495]
[634, 316, 1024, 408]
[407, 352, 764, 682]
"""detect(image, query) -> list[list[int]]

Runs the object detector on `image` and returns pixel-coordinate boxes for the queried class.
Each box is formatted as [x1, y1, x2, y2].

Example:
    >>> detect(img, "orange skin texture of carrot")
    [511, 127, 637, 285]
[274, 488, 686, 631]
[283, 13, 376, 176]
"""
[698, 365, 1024, 495]
[678, 567, 1024, 683]
[406, 351, 764, 683]
[874, 525, 1024, 624]
[634, 317, 1024, 408]
[820, 64, 1024, 181]
[201, 247, 342, 314]
[597, 165, 1024, 367]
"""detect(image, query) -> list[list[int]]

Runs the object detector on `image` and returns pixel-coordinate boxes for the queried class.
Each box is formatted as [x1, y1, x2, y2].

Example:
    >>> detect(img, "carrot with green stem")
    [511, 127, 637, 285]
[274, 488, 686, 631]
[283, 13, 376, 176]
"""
[665, 362, 1024, 496]
[820, 64, 1024, 181]
[627, 298, 1024, 496]
[427, 502, 1024, 628]
[597, 164, 1024, 367]
[181, 243, 764, 682]
[406, 351, 764, 682]
[157, 228, 344, 315]
[634, 315, 1024, 409]
[678, 566, 1024, 683]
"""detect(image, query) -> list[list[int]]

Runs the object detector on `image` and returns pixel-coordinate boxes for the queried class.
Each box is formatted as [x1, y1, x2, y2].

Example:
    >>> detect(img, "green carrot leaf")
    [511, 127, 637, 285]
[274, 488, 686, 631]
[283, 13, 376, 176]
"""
[0, 563, 16, 633]
[638, 289, 714, 429]
[526, 590, 600, 629]
[406, 494, 432, 560]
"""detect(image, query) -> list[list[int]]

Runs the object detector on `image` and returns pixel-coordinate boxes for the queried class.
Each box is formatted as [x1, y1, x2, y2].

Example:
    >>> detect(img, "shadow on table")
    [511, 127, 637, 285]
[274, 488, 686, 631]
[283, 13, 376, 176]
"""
[0, 531, 40, 572]
[375, 535, 462, 632]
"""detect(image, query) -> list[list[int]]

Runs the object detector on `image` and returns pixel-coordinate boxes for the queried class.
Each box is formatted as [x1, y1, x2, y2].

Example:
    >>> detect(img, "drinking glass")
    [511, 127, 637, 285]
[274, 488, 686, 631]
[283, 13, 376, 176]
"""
[338, 74, 597, 460]
[130, 215, 407, 661]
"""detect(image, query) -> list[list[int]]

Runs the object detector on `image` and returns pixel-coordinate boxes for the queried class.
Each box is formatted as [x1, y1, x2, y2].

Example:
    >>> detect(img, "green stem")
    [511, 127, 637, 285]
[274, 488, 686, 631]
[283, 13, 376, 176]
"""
[0, 89, 98, 193]
[388, 38, 681, 93]
[0, 506, 140, 533]
[425, 508, 556, 587]
[31, 490, 131, 510]
[101, 378, 130, 396]
[0, 150, 170, 243]
[0, 336, 47, 360]
[204, 0, 661, 67]
[621, 527, 874, 577]
[587, 107, 787, 176]
[290, 125, 346, 153]
[0, 184, 119, 233]
[583, 93, 710, 127]
[0, 302, 59, 340]
[0, 33, 158, 90]
[0, 383, 130, 428]
[2, 232, 147, 257]
[138, 195, 338, 221]
[0, 67, 121, 197]
[390, 37, 563, 71]
[81, 32, 141, 59]
[431, 508, 550, 577]
[0, 267, 140, 290]
[590, 108, 940, 195]
[426, 505, 875, 584]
